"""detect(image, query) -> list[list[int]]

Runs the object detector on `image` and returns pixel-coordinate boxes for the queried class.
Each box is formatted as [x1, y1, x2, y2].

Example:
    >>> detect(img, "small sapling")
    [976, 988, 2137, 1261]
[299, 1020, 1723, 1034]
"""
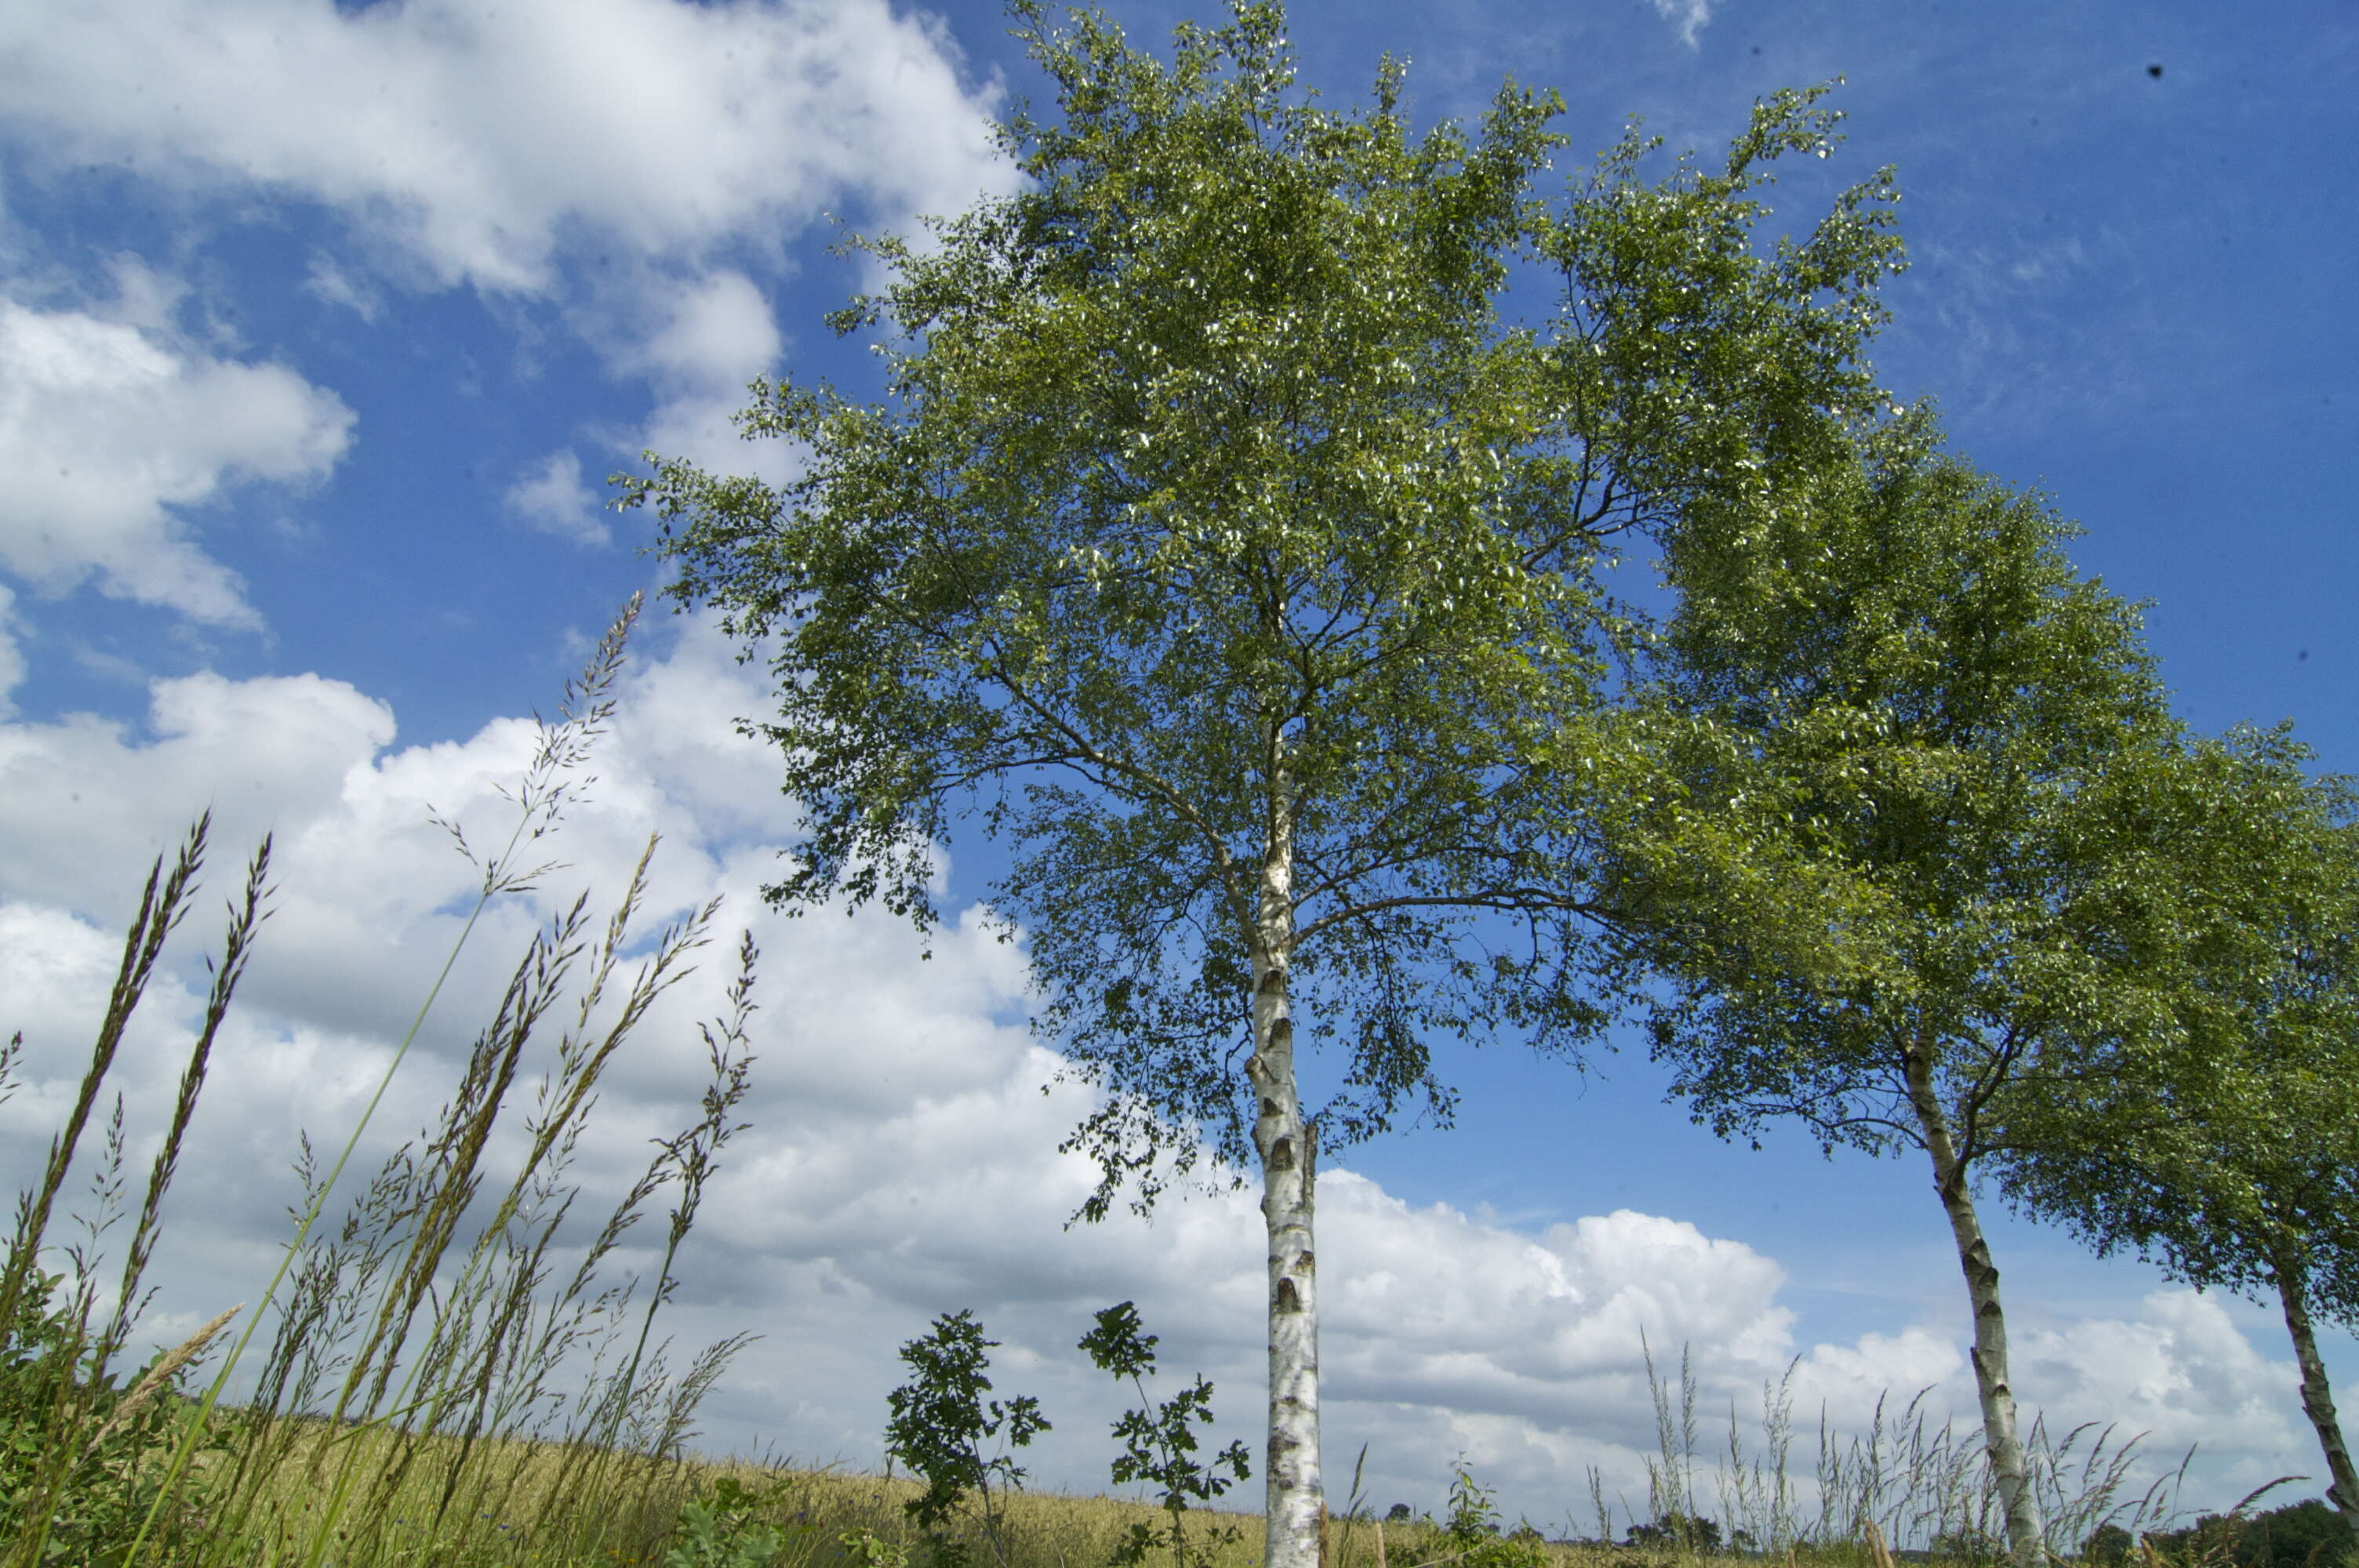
[1078, 1301, 1251, 1568]
[884, 1309, 1049, 1568]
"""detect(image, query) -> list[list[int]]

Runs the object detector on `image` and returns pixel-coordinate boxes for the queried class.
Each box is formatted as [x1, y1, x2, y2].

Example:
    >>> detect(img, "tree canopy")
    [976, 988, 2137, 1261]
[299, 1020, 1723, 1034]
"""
[1588, 407, 2190, 1568]
[1992, 727, 2359, 1534]
[613, 5, 1907, 1565]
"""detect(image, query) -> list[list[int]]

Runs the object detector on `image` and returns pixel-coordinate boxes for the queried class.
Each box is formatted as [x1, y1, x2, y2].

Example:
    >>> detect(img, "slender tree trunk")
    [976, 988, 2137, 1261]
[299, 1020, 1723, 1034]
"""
[2270, 1243, 2359, 1538]
[1901, 1036, 2045, 1568]
[1249, 770, 1323, 1568]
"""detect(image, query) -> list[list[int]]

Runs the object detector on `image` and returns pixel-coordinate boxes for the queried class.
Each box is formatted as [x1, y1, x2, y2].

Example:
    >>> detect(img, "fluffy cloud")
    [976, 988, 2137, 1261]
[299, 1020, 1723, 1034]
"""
[503, 448, 610, 546]
[584, 265, 802, 485]
[1649, 0, 1715, 49]
[0, 666, 397, 928]
[0, 0, 1013, 297]
[2012, 1290, 2304, 1472]
[0, 294, 354, 625]
[0, 0, 996, 538]
[0, 583, 25, 718]
[0, 607, 2322, 1533]
[302, 250, 384, 324]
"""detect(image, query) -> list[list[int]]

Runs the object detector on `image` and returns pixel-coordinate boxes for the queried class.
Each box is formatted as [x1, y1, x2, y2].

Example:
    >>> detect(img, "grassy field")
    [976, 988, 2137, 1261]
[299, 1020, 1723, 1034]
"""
[155, 1407, 1275, 1568]
[9, 1390, 2151, 1568]
[0, 597, 2235, 1568]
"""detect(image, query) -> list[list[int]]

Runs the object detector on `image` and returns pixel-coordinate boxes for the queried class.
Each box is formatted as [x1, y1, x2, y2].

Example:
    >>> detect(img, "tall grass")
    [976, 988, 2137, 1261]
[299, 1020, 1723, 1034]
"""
[1598, 1333, 2189, 1561]
[0, 593, 785, 1566]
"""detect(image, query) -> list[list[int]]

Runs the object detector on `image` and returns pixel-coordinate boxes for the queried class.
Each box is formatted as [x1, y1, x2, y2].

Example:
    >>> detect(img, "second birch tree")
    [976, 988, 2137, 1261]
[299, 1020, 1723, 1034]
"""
[1994, 728, 2359, 1539]
[1597, 410, 2187, 1568]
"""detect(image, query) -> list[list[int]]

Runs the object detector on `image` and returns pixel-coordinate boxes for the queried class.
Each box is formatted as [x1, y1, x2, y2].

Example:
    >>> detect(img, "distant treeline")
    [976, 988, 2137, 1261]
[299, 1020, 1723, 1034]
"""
[2089, 1500, 2355, 1568]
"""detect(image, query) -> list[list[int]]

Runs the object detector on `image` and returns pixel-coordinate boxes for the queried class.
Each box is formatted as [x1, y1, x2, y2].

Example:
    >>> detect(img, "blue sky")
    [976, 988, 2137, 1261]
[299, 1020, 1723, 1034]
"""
[0, 0, 2354, 1541]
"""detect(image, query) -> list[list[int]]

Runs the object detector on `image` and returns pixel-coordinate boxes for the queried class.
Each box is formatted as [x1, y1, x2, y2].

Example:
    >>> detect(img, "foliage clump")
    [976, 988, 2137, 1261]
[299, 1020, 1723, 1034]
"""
[1080, 1301, 1250, 1568]
[2135, 1497, 2358, 1568]
[886, 1310, 1052, 1568]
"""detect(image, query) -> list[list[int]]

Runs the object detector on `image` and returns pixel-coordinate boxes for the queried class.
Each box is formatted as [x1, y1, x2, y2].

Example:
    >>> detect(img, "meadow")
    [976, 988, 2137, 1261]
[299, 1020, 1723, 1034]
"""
[0, 597, 2298, 1568]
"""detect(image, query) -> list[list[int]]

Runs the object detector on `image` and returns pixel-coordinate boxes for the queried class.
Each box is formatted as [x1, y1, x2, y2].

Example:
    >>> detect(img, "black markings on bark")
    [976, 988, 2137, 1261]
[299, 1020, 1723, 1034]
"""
[1271, 1136, 1296, 1171]
[1276, 1277, 1302, 1313]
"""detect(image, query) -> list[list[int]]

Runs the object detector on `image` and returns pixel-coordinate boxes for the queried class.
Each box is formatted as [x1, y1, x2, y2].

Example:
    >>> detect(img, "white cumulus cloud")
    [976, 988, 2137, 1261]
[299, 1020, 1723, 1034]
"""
[586, 265, 800, 484]
[0, 0, 1014, 298]
[503, 448, 609, 546]
[1650, 0, 1716, 49]
[2012, 1289, 2304, 1461]
[0, 583, 25, 719]
[0, 294, 354, 626]
[0, 0, 1009, 538]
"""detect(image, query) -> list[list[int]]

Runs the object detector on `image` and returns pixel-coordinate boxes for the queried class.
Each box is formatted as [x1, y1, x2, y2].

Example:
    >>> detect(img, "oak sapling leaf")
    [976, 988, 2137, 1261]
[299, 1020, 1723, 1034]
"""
[1081, 1301, 1251, 1568]
[885, 1310, 1049, 1568]
[1441, 1463, 1550, 1568]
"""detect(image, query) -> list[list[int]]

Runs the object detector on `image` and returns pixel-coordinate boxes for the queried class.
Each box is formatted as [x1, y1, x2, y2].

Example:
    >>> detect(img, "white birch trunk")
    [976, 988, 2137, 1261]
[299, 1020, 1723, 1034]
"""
[1901, 1038, 2045, 1568]
[1249, 761, 1324, 1568]
[2270, 1244, 2359, 1538]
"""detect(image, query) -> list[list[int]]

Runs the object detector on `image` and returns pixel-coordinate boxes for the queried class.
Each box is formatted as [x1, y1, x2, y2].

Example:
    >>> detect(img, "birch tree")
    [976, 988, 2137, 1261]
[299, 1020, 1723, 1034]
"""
[1991, 728, 2359, 1539]
[1595, 409, 2185, 1568]
[613, 6, 1902, 1565]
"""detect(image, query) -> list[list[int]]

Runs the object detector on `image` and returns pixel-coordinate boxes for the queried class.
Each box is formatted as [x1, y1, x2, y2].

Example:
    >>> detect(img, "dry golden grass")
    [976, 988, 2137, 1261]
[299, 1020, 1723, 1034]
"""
[170, 1388, 2092, 1568]
[158, 1404, 1924, 1568]
[148, 1403, 1267, 1568]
